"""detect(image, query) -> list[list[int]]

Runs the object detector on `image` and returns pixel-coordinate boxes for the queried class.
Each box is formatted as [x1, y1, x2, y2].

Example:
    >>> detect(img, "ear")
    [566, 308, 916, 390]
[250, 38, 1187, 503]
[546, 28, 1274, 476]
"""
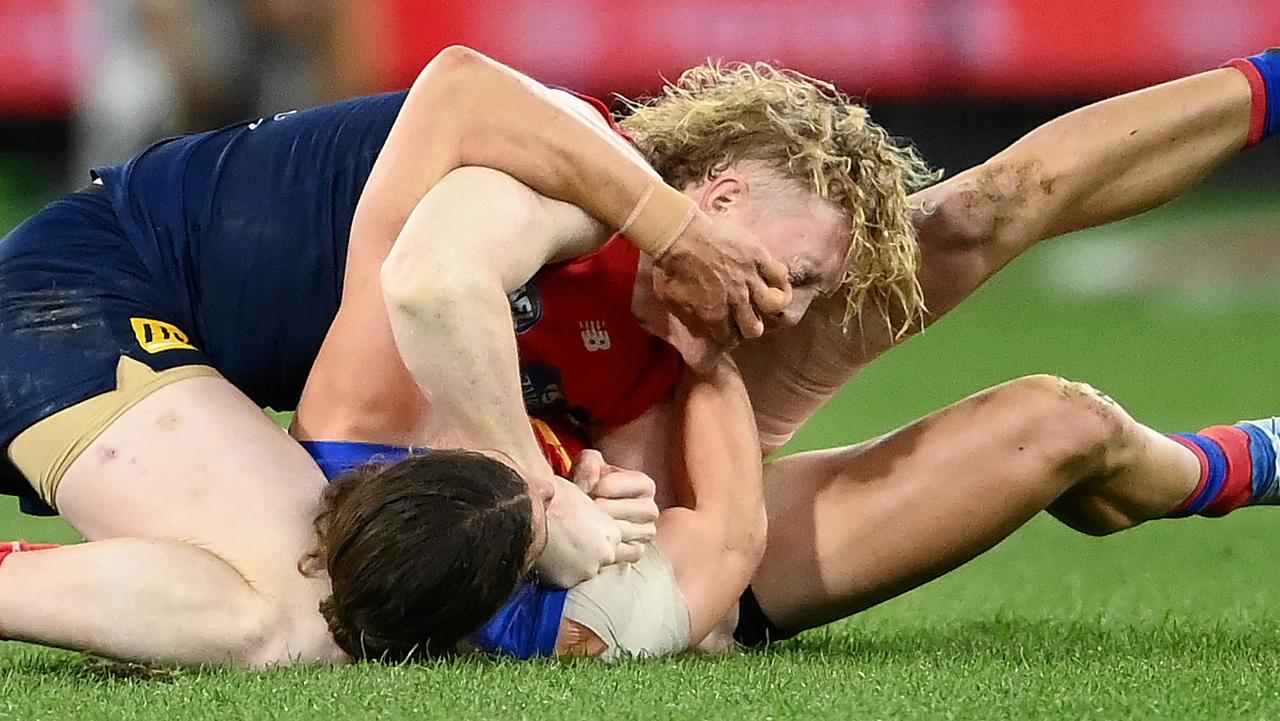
[697, 171, 748, 215]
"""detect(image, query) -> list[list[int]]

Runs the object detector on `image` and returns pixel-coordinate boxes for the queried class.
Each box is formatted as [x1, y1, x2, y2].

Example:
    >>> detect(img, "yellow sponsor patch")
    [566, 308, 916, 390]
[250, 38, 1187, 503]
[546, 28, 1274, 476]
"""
[130, 317, 197, 353]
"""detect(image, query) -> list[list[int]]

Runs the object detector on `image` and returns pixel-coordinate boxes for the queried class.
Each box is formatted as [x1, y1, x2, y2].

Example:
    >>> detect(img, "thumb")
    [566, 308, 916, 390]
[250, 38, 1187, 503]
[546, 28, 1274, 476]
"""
[571, 449, 606, 494]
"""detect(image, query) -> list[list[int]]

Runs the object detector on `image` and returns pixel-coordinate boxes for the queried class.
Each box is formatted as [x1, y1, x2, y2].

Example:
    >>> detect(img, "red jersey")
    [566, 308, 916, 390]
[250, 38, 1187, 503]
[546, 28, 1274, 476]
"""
[510, 237, 681, 429]
[506, 91, 681, 431]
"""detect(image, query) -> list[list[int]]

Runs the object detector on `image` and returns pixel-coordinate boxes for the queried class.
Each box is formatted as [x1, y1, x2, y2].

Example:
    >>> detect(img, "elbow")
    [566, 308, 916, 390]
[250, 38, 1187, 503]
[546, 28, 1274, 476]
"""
[916, 174, 1001, 253]
[379, 252, 433, 316]
[407, 46, 490, 126]
[917, 155, 1064, 258]
[380, 253, 478, 322]
[416, 45, 486, 89]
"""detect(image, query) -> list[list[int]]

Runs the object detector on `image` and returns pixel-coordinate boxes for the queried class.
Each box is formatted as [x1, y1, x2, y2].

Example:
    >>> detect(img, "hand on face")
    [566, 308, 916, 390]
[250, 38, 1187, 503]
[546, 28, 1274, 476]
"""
[651, 211, 793, 353]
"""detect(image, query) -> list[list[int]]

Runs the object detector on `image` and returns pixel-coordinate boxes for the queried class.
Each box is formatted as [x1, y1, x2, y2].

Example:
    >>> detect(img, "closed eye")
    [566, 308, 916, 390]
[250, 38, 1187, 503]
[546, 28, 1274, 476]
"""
[788, 271, 818, 288]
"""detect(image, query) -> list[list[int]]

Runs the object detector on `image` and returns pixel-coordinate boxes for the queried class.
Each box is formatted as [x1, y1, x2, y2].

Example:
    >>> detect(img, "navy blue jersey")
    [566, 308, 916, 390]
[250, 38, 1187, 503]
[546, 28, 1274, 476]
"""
[92, 92, 407, 410]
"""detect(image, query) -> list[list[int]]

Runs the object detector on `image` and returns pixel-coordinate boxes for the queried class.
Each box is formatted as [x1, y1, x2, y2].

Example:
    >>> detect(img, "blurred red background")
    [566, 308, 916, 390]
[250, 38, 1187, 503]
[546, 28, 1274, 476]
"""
[4, 0, 1280, 118]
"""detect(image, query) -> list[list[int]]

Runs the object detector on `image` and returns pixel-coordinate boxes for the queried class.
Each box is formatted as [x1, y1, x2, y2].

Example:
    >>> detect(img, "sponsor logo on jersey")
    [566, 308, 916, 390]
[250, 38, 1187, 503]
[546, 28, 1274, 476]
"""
[580, 321, 611, 351]
[520, 363, 565, 414]
[508, 282, 543, 334]
[247, 109, 298, 130]
[130, 318, 197, 354]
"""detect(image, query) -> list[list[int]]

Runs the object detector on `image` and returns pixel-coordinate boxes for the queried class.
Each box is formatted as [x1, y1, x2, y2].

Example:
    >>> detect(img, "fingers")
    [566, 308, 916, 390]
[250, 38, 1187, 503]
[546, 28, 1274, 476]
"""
[570, 449, 605, 494]
[748, 273, 792, 316]
[653, 264, 736, 348]
[612, 541, 646, 566]
[731, 293, 764, 341]
[614, 518, 657, 545]
[757, 259, 792, 297]
[595, 496, 659, 526]
[591, 468, 655, 500]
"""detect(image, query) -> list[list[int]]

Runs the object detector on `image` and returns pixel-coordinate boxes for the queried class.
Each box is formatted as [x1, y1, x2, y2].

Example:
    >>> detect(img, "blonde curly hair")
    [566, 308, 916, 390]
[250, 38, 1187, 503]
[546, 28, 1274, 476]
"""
[619, 62, 940, 335]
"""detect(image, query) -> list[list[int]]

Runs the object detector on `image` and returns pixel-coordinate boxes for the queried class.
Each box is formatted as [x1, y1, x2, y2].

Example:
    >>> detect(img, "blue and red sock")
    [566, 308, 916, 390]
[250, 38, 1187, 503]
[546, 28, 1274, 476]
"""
[1168, 423, 1279, 517]
[1224, 49, 1280, 148]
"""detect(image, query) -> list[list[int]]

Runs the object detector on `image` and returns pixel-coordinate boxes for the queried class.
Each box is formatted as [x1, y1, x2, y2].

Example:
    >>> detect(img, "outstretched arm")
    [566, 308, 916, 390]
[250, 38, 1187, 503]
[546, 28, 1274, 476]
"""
[741, 60, 1264, 453]
[913, 65, 1254, 318]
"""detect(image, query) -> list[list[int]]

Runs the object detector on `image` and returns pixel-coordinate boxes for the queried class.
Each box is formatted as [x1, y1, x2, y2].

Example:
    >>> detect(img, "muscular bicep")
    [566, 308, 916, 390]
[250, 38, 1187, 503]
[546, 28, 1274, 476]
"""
[383, 166, 609, 293]
[592, 403, 677, 508]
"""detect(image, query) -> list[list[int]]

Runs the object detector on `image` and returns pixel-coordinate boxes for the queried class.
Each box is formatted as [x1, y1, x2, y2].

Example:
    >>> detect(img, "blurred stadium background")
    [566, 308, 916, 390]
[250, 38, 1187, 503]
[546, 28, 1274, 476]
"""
[2, 1, 1280, 719]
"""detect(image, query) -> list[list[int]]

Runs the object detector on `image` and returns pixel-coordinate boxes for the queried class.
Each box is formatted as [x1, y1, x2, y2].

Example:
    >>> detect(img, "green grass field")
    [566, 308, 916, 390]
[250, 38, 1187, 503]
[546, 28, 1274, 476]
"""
[1, 187, 1279, 720]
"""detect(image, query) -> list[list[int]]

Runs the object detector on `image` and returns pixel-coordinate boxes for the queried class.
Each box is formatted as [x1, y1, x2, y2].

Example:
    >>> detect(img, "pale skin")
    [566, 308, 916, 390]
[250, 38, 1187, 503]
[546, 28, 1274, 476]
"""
[0, 64, 1255, 667]
[296, 45, 789, 493]
[725, 66, 1256, 639]
[293, 166, 1206, 656]
[305, 65, 1255, 653]
[0, 47, 789, 667]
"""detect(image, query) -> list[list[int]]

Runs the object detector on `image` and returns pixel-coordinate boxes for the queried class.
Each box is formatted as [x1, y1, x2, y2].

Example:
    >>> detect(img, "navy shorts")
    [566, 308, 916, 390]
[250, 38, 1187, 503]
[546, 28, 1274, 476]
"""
[0, 186, 212, 513]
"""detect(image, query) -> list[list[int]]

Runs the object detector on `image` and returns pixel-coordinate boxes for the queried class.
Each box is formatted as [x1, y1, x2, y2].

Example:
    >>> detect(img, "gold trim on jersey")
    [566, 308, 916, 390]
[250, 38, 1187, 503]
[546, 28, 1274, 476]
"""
[9, 357, 221, 509]
[530, 418, 574, 476]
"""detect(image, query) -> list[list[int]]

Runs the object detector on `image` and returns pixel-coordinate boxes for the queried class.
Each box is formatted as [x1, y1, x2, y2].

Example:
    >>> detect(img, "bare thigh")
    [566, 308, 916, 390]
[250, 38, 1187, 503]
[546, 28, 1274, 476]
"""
[56, 375, 331, 620]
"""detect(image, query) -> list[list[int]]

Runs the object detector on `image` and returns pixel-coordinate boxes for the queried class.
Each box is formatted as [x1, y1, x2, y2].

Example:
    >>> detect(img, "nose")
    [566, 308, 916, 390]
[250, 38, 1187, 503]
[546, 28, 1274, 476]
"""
[768, 298, 811, 330]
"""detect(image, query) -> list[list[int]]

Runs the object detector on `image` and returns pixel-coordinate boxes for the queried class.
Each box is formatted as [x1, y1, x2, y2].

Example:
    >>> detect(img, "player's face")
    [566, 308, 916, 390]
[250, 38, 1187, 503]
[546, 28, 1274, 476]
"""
[737, 190, 850, 332]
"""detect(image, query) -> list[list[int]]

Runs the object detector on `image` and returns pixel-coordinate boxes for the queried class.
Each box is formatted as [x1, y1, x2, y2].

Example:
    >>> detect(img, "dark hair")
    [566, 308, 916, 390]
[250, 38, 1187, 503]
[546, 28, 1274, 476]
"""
[311, 450, 534, 661]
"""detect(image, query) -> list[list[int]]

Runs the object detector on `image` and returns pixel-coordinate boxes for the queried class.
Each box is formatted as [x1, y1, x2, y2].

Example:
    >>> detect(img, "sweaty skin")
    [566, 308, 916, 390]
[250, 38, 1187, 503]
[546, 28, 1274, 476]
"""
[0, 60, 1253, 671]
[301, 63, 1258, 657]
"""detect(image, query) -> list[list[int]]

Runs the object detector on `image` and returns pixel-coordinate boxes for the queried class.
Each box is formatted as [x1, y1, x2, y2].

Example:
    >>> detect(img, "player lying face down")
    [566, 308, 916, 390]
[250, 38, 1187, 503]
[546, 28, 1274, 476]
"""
[298, 359, 762, 661]
[288, 61, 932, 658]
[298, 51, 1280, 659]
[2, 44, 1273, 668]
[0, 47, 928, 668]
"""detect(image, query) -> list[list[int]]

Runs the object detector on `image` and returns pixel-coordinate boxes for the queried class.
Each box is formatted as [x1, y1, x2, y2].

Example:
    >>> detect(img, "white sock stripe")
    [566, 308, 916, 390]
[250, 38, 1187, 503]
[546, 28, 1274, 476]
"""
[1238, 418, 1280, 501]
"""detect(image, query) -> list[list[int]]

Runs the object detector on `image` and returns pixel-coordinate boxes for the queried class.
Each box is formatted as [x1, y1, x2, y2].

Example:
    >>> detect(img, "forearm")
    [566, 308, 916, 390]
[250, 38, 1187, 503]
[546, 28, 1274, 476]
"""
[656, 360, 767, 642]
[382, 269, 550, 478]
[929, 67, 1251, 255]
[378, 169, 592, 478]
[738, 66, 1257, 448]
[407, 46, 657, 232]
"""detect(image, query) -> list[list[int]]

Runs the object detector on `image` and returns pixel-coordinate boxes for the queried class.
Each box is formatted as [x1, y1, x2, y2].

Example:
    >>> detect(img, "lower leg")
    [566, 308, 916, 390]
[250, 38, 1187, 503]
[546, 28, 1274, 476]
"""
[1165, 418, 1279, 516]
[0, 538, 299, 668]
[1052, 416, 1280, 531]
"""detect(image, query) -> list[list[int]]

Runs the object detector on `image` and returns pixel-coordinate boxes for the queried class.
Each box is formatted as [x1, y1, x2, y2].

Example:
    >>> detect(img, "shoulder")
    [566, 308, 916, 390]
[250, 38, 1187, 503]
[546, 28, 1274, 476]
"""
[545, 89, 618, 132]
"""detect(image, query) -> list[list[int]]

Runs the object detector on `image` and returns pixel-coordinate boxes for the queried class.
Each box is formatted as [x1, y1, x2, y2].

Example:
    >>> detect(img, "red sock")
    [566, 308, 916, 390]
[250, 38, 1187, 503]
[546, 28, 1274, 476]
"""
[0, 541, 59, 640]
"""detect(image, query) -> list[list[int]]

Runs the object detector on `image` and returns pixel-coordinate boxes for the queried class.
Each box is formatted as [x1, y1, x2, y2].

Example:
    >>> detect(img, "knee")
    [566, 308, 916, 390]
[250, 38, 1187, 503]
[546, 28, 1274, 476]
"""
[998, 374, 1138, 477]
[999, 375, 1150, 536]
